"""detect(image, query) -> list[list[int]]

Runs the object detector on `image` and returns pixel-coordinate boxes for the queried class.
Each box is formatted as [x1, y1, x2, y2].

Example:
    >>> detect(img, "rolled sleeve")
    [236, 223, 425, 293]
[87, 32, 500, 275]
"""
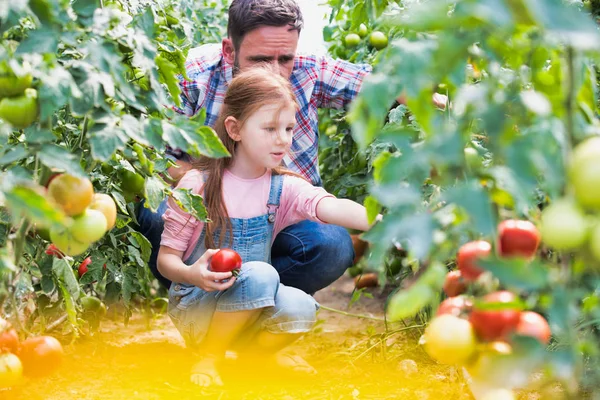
[160, 170, 204, 251]
[317, 56, 372, 109]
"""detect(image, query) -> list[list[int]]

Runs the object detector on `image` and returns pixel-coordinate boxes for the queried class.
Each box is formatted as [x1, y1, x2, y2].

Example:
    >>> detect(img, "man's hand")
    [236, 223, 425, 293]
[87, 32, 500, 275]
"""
[432, 92, 448, 110]
[395, 92, 449, 110]
[187, 249, 236, 292]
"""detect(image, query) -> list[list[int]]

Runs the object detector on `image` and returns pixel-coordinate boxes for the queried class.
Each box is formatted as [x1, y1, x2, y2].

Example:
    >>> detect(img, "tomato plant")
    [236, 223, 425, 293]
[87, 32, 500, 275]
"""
[0, 0, 229, 340]
[336, 0, 600, 394]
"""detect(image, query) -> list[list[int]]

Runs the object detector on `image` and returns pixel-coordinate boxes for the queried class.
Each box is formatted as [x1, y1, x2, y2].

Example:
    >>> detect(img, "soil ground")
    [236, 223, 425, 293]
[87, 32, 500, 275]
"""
[4, 274, 474, 400]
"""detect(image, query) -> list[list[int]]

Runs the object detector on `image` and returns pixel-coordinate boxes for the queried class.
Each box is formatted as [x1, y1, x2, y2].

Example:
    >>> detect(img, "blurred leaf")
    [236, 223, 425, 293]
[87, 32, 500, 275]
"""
[16, 27, 59, 54]
[0, 144, 28, 165]
[3, 185, 66, 228]
[444, 181, 496, 236]
[478, 257, 551, 291]
[386, 283, 435, 321]
[38, 145, 86, 177]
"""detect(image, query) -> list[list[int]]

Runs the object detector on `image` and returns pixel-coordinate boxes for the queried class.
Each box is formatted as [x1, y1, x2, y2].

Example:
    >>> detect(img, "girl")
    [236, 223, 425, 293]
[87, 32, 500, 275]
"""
[157, 68, 380, 387]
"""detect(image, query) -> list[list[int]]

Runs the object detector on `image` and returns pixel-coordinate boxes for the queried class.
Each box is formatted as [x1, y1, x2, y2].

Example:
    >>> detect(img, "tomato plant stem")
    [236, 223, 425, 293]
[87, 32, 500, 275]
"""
[318, 304, 385, 321]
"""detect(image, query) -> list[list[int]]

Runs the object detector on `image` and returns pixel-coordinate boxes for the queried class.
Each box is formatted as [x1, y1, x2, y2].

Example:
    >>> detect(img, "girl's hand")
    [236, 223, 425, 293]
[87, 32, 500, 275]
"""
[188, 249, 236, 292]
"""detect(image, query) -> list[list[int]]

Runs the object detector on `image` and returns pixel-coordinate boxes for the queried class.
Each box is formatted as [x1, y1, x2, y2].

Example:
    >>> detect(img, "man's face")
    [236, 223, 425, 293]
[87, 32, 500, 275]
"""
[223, 25, 299, 79]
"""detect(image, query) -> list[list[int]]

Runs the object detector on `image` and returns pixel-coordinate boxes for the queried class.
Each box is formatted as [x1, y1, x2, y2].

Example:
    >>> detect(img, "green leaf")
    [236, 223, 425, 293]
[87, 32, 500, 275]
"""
[71, 0, 99, 18]
[364, 195, 381, 224]
[78, 259, 104, 285]
[171, 188, 208, 222]
[369, 183, 421, 209]
[363, 211, 434, 261]
[53, 258, 80, 298]
[522, 0, 600, 50]
[129, 231, 152, 262]
[16, 27, 59, 54]
[88, 119, 128, 161]
[37, 66, 81, 120]
[478, 258, 550, 290]
[0, 144, 28, 165]
[162, 119, 230, 158]
[38, 145, 86, 177]
[386, 283, 435, 321]
[121, 265, 138, 306]
[3, 185, 67, 228]
[41, 275, 55, 294]
[444, 181, 496, 236]
[144, 176, 166, 212]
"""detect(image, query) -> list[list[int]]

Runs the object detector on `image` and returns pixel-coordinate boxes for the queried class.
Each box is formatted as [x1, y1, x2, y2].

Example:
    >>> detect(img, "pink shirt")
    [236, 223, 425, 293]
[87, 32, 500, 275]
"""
[161, 169, 335, 260]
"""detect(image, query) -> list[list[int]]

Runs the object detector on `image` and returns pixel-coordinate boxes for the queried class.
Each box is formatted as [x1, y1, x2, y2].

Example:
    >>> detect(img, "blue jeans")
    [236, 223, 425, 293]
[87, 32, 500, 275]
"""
[137, 202, 354, 295]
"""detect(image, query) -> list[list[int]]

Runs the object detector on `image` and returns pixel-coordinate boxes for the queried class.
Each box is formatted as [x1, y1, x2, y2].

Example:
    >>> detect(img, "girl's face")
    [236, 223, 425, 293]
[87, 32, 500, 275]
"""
[226, 102, 296, 176]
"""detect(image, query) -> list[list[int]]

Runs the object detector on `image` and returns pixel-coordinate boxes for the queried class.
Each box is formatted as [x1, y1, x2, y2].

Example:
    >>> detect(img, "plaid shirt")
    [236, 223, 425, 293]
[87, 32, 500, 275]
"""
[168, 44, 372, 186]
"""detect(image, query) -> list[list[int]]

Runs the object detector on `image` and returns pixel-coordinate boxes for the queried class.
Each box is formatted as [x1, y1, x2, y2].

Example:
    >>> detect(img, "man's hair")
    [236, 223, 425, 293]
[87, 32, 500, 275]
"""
[227, 0, 303, 50]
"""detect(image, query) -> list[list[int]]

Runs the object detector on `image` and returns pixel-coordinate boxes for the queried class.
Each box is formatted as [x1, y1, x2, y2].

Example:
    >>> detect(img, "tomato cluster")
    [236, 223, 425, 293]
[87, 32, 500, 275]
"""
[0, 317, 64, 388]
[424, 219, 549, 393]
[0, 61, 38, 129]
[540, 137, 600, 258]
[42, 174, 117, 257]
[343, 25, 388, 50]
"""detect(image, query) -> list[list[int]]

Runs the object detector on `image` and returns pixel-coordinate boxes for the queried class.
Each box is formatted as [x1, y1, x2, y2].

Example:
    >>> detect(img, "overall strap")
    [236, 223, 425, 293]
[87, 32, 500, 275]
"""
[266, 173, 284, 223]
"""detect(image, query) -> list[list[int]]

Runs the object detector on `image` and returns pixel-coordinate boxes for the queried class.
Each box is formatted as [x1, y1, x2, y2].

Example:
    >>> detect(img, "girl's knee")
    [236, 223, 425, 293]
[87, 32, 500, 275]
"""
[242, 261, 280, 288]
[267, 287, 318, 332]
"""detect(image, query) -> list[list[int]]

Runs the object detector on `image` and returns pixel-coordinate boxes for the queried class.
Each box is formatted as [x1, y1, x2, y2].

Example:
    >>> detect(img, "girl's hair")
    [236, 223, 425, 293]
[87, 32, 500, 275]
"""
[192, 68, 302, 249]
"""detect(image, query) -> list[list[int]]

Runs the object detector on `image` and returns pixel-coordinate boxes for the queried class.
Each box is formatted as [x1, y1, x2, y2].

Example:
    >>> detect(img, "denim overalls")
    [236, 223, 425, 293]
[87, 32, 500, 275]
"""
[167, 173, 319, 348]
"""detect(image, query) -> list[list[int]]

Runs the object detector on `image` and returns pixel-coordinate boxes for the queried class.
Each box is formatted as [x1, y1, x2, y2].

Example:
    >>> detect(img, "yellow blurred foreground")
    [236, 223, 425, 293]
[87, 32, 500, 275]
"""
[1, 313, 472, 400]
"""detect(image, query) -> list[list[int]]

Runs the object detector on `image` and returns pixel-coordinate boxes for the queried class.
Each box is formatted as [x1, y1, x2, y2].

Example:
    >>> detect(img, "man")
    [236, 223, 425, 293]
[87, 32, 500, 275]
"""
[138, 0, 446, 294]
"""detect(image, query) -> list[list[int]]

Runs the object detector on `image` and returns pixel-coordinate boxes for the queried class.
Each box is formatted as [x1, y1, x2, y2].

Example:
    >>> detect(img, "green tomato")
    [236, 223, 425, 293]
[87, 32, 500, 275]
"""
[0, 62, 33, 97]
[120, 169, 145, 195]
[369, 31, 388, 50]
[0, 88, 38, 129]
[424, 314, 477, 365]
[540, 199, 588, 250]
[464, 147, 483, 172]
[569, 137, 600, 209]
[344, 33, 361, 48]
[358, 23, 368, 38]
[70, 209, 108, 243]
[50, 226, 91, 257]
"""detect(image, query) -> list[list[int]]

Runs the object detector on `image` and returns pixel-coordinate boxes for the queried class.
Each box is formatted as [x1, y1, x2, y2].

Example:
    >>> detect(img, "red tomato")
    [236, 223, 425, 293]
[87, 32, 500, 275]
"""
[469, 291, 521, 342]
[515, 311, 551, 344]
[498, 220, 540, 258]
[45, 244, 64, 259]
[443, 270, 466, 297]
[0, 318, 19, 354]
[437, 295, 473, 317]
[78, 257, 92, 278]
[19, 336, 64, 378]
[210, 249, 242, 273]
[457, 240, 492, 281]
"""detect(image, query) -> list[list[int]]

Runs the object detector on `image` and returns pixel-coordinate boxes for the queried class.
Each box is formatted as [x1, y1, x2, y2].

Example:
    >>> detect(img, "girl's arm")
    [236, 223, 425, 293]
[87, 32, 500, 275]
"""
[157, 246, 235, 292]
[316, 197, 381, 232]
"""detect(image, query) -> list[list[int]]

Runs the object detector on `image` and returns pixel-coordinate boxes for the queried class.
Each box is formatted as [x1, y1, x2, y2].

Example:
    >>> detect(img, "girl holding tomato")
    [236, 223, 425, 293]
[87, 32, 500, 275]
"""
[157, 68, 379, 387]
